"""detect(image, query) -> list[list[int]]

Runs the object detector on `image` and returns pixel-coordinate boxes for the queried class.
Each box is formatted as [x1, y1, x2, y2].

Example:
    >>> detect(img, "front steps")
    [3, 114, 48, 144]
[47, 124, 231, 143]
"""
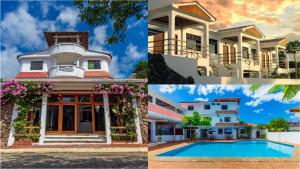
[43, 134, 106, 145]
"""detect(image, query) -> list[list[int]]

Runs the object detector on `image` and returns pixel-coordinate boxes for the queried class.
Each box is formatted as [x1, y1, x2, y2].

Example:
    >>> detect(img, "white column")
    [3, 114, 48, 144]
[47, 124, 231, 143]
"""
[256, 40, 261, 77]
[132, 97, 143, 144]
[39, 95, 48, 145]
[180, 27, 184, 55]
[275, 45, 279, 67]
[7, 104, 19, 146]
[168, 11, 175, 55]
[204, 23, 210, 57]
[54, 35, 58, 44]
[103, 94, 112, 144]
[76, 60, 80, 67]
[151, 121, 156, 143]
[237, 33, 243, 78]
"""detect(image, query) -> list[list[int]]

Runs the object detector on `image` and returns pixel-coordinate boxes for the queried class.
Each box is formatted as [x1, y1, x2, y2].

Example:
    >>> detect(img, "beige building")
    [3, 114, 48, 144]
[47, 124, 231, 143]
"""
[148, 0, 290, 79]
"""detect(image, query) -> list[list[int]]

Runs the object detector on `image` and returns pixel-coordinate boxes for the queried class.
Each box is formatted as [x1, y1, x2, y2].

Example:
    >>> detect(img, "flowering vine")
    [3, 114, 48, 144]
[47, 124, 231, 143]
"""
[1, 80, 53, 141]
[95, 83, 147, 142]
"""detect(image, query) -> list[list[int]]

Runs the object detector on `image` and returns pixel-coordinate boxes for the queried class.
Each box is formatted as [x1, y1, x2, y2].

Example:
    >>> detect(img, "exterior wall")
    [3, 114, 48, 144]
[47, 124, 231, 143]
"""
[181, 101, 239, 126]
[267, 131, 300, 144]
[19, 58, 52, 72]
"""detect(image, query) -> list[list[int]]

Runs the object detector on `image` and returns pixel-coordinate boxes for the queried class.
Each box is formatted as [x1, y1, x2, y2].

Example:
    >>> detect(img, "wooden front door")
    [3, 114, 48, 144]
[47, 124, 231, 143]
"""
[223, 45, 229, 64]
[153, 32, 164, 54]
[230, 46, 236, 64]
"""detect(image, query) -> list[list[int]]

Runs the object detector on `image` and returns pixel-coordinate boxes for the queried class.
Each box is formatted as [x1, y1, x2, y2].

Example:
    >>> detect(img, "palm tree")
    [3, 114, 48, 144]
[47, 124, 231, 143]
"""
[286, 41, 300, 78]
[250, 84, 300, 101]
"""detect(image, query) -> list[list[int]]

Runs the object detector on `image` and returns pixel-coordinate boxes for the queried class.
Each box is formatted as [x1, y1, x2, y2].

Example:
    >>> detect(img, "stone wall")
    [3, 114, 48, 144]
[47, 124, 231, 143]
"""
[1, 103, 14, 146]
[148, 53, 194, 84]
[138, 97, 148, 144]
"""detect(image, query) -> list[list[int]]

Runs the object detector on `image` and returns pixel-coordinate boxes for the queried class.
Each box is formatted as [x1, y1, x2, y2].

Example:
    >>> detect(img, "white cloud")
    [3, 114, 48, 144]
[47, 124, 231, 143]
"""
[90, 25, 108, 52]
[253, 108, 264, 114]
[57, 7, 79, 28]
[40, 2, 50, 18]
[197, 85, 245, 96]
[243, 85, 300, 107]
[0, 47, 21, 78]
[159, 85, 177, 94]
[1, 4, 43, 49]
[194, 97, 208, 102]
[125, 43, 145, 60]
[109, 56, 126, 78]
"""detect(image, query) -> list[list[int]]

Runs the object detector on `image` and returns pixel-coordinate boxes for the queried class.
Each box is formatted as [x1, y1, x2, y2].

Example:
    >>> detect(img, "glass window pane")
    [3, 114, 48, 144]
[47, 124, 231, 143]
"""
[88, 60, 101, 69]
[94, 95, 103, 102]
[46, 105, 59, 131]
[78, 95, 90, 102]
[30, 61, 43, 70]
[62, 105, 75, 131]
[49, 95, 59, 102]
[94, 105, 105, 131]
[62, 96, 75, 102]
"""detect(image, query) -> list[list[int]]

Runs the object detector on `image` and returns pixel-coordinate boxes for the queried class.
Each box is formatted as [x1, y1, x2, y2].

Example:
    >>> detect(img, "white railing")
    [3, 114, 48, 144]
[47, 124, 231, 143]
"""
[49, 65, 85, 78]
[49, 43, 85, 55]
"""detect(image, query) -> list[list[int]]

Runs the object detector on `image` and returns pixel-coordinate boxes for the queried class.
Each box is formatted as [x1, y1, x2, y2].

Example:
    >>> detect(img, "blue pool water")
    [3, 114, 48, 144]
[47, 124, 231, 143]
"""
[158, 140, 294, 158]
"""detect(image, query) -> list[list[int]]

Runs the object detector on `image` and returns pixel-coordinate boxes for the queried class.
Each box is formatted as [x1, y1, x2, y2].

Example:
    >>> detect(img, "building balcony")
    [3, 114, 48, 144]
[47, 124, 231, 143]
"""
[49, 65, 85, 78]
[49, 43, 85, 56]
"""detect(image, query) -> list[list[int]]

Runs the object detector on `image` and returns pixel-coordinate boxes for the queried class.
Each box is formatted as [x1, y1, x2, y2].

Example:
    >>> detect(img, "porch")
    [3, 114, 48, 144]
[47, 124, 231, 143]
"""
[6, 79, 146, 146]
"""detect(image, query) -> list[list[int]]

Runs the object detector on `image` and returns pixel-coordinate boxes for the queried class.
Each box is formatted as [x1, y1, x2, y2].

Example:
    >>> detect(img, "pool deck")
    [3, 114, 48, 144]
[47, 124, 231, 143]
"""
[148, 140, 300, 169]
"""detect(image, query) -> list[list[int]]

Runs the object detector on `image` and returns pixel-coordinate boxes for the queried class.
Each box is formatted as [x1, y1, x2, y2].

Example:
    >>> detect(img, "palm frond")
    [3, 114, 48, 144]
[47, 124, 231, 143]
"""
[249, 84, 262, 92]
[282, 85, 300, 101]
[267, 85, 284, 94]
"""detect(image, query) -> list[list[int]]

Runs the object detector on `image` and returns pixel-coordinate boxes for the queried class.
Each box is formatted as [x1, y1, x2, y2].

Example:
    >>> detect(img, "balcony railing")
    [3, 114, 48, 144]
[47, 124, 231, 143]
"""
[148, 38, 206, 59]
[49, 65, 85, 78]
[49, 43, 85, 56]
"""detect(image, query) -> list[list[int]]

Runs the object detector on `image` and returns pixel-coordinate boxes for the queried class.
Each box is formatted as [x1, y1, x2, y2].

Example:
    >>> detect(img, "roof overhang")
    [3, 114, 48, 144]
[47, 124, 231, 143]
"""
[219, 25, 265, 39]
[289, 106, 300, 113]
[2, 79, 147, 91]
[176, 2, 216, 22]
[44, 32, 89, 49]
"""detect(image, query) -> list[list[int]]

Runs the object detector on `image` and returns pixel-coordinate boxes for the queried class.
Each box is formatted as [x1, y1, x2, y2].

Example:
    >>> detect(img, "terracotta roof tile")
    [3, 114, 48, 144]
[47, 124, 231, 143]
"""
[215, 123, 255, 127]
[216, 110, 237, 114]
[16, 72, 48, 79]
[84, 71, 112, 79]
[148, 102, 182, 120]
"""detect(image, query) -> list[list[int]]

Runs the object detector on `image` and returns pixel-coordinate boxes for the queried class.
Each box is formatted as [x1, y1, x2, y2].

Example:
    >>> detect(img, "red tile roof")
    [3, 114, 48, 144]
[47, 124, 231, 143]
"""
[84, 71, 112, 79]
[214, 98, 240, 103]
[148, 102, 182, 120]
[215, 123, 255, 127]
[216, 110, 237, 114]
[16, 72, 48, 78]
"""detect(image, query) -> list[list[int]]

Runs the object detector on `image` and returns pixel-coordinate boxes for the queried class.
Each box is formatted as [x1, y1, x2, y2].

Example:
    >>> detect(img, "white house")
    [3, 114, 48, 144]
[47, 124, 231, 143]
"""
[148, 0, 291, 79]
[148, 88, 259, 143]
[7, 32, 145, 146]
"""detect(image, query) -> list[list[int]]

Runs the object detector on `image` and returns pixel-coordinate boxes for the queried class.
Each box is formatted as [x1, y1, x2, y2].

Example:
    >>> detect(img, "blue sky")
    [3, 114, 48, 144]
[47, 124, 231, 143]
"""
[0, 1, 147, 78]
[150, 85, 300, 124]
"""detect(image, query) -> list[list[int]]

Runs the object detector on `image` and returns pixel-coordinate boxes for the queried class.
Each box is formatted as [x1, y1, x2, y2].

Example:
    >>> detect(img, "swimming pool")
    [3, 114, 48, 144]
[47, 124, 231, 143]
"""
[158, 140, 295, 158]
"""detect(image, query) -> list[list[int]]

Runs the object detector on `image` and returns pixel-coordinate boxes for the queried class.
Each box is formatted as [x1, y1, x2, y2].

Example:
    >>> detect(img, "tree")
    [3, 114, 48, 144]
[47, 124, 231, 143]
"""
[249, 84, 300, 101]
[74, 0, 147, 44]
[133, 60, 147, 79]
[286, 40, 300, 78]
[267, 118, 289, 132]
[182, 111, 211, 140]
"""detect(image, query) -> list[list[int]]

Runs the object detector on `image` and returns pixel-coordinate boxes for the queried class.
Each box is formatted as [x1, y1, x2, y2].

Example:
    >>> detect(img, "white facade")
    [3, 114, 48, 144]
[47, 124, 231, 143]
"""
[148, 1, 291, 79]
[148, 89, 259, 143]
[17, 33, 112, 79]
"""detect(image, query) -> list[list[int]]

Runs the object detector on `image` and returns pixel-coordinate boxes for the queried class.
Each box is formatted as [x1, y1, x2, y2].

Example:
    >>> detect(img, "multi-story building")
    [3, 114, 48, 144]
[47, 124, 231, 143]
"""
[148, 88, 259, 143]
[6, 32, 146, 146]
[148, 0, 290, 79]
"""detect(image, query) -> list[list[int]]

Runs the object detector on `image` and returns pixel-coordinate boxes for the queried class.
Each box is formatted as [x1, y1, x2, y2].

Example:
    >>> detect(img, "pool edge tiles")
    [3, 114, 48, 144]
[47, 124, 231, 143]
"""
[157, 140, 295, 158]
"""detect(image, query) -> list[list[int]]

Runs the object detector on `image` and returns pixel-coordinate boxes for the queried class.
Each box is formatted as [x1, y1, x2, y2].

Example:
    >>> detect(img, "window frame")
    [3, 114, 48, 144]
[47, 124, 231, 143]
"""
[187, 105, 194, 111]
[30, 61, 43, 70]
[88, 60, 101, 70]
